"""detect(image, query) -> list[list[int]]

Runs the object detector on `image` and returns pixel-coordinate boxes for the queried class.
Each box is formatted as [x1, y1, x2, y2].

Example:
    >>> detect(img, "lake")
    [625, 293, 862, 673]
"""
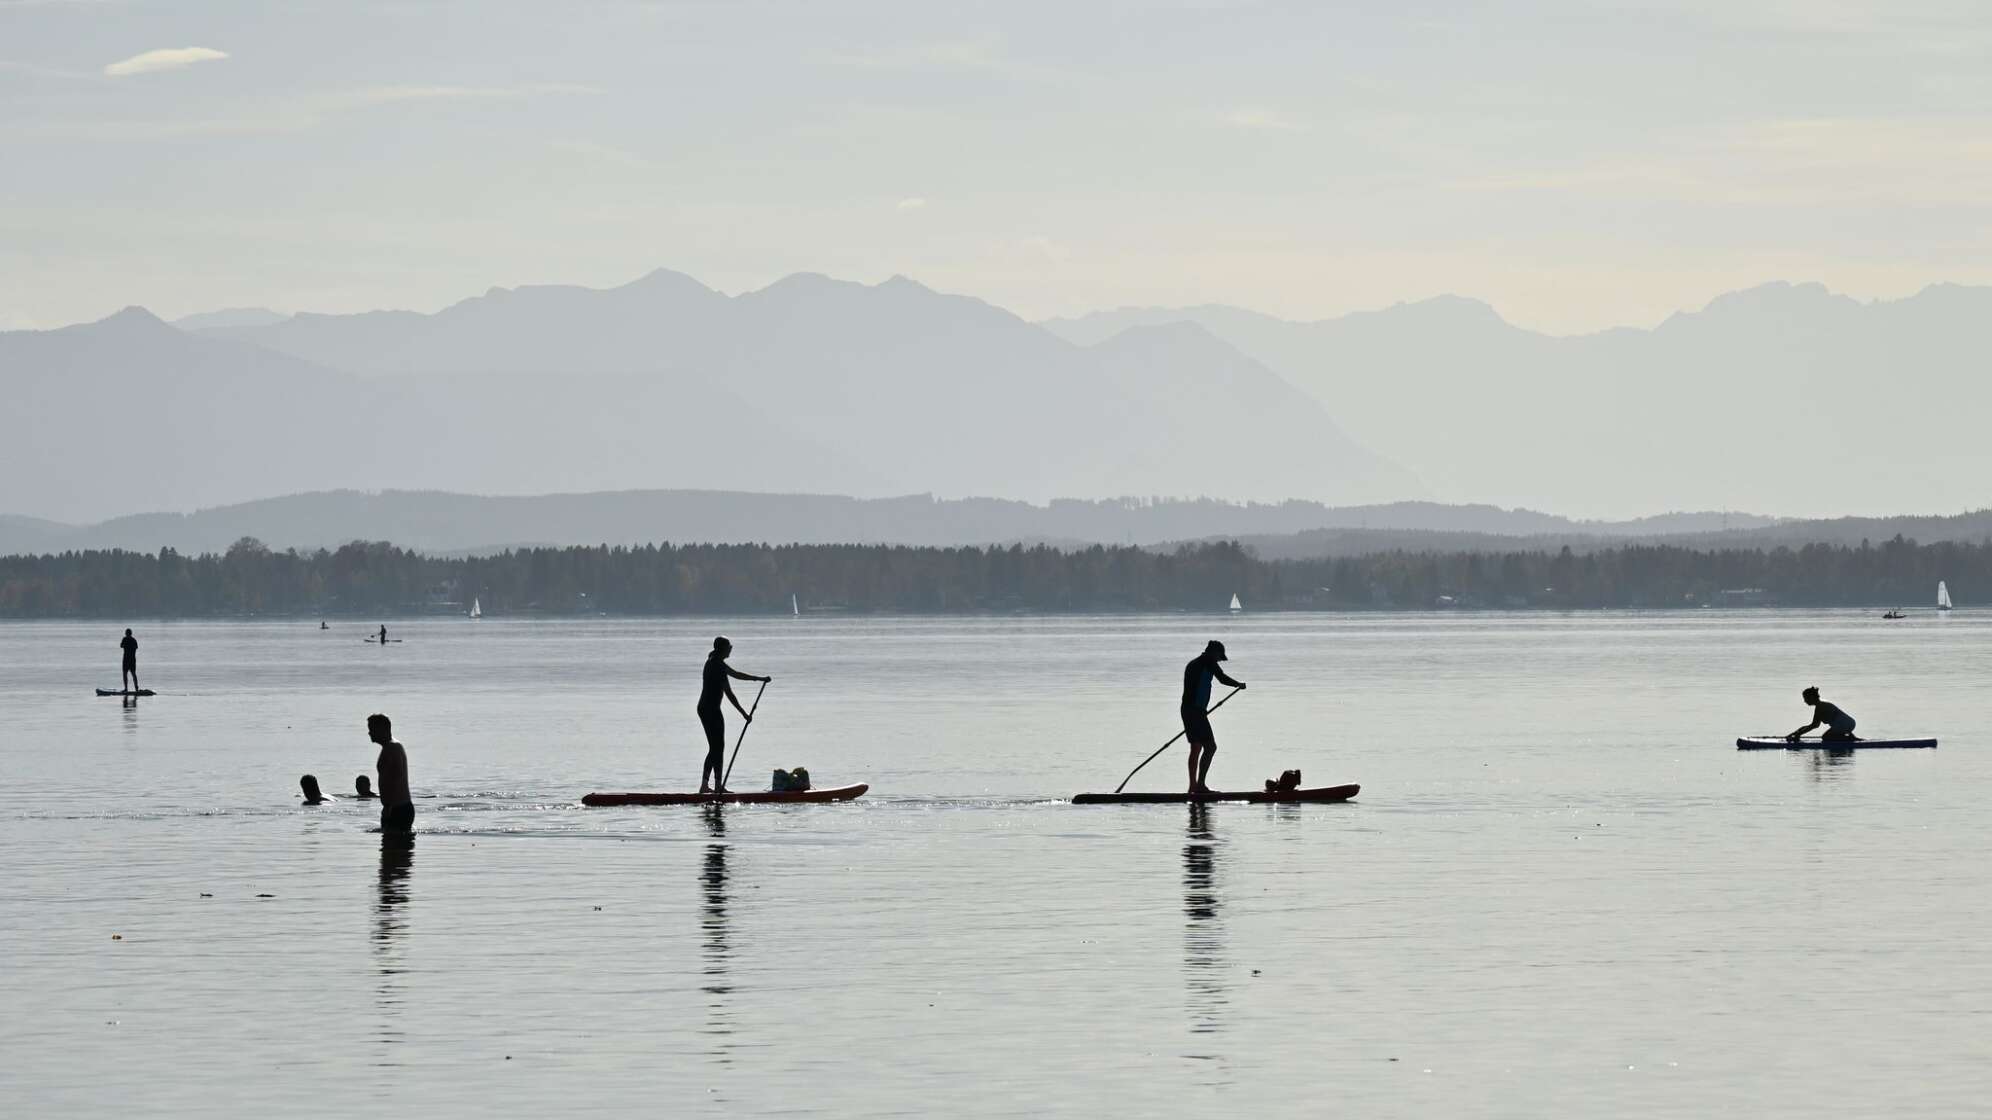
[3, 612, 1988, 1117]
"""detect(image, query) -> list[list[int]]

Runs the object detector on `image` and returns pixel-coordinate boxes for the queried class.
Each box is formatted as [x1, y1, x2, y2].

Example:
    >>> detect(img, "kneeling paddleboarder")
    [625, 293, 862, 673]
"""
[699, 637, 770, 795]
[1183, 640, 1246, 794]
[1789, 686, 1858, 743]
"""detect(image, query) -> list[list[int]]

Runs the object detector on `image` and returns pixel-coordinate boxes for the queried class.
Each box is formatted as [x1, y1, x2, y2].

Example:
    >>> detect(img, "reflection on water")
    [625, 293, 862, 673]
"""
[1804, 748, 1859, 781]
[701, 805, 734, 1067]
[121, 694, 137, 730]
[1182, 803, 1227, 1072]
[374, 834, 414, 1061]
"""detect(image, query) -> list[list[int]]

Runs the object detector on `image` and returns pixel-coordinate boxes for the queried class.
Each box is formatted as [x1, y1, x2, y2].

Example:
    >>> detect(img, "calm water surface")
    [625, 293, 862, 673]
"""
[3, 613, 1989, 1117]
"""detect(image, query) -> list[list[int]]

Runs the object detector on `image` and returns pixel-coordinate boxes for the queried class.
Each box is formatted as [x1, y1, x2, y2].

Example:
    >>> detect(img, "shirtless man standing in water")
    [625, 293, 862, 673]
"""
[367, 713, 413, 833]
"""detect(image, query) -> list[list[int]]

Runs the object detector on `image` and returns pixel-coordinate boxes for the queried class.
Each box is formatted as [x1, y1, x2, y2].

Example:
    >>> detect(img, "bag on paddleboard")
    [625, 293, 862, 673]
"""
[1264, 769, 1302, 793]
[770, 767, 812, 792]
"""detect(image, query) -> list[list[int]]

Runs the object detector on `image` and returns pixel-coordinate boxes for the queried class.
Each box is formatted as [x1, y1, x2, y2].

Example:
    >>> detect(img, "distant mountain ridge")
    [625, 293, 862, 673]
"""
[0, 487, 1789, 557]
[1, 270, 1417, 523]
[1043, 281, 1992, 519]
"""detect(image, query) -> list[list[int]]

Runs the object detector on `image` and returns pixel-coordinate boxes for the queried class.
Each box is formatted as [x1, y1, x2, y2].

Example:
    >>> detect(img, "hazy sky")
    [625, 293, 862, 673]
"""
[4, 0, 1989, 334]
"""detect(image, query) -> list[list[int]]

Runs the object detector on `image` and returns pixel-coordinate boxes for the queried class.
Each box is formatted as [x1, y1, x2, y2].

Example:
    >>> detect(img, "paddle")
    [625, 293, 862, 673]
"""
[720, 679, 770, 790]
[1112, 686, 1244, 794]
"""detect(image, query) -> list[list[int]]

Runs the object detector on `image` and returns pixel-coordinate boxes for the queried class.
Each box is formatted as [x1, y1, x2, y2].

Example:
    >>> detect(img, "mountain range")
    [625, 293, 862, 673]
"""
[1045, 281, 1992, 519]
[7, 269, 1991, 527]
[0, 270, 1415, 524]
[0, 489, 1779, 557]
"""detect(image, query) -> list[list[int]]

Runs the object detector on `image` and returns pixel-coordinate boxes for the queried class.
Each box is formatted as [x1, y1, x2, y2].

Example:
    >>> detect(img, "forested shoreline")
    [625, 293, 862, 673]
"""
[0, 535, 1979, 618]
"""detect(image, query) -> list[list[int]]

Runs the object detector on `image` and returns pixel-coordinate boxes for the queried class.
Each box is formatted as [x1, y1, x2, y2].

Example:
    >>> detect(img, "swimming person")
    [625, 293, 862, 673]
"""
[698, 637, 770, 795]
[1181, 640, 1246, 794]
[368, 713, 413, 833]
[120, 628, 139, 693]
[300, 774, 328, 804]
[1789, 686, 1858, 743]
[354, 775, 378, 800]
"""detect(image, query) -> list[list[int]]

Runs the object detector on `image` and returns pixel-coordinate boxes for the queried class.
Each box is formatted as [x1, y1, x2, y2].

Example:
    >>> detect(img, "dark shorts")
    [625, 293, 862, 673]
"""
[381, 803, 415, 833]
[1182, 708, 1216, 748]
[122, 657, 136, 671]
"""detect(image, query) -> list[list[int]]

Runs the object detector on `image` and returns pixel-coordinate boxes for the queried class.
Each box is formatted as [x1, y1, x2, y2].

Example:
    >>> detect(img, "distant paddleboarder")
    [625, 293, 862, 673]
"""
[377, 625, 388, 645]
[698, 637, 770, 795]
[119, 628, 139, 693]
[368, 713, 413, 833]
[1182, 640, 1246, 794]
[1788, 686, 1858, 743]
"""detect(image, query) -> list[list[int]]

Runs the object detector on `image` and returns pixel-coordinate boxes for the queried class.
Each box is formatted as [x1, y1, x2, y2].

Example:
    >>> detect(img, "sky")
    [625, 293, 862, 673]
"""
[3, 0, 1990, 334]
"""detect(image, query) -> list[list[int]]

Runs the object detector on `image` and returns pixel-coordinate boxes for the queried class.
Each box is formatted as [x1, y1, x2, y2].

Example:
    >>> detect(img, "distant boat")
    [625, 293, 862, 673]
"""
[1882, 609, 1905, 620]
[792, 594, 800, 618]
[1938, 581, 1953, 611]
[469, 597, 481, 619]
[1229, 593, 1242, 612]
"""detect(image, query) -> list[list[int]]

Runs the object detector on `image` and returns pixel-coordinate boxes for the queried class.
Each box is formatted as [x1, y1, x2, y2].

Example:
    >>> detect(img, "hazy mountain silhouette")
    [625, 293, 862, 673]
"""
[0, 488, 1786, 557]
[1044, 282, 1992, 518]
[0, 309, 417, 520]
[61, 269, 1416, 520]
[171, 307, 288, 331]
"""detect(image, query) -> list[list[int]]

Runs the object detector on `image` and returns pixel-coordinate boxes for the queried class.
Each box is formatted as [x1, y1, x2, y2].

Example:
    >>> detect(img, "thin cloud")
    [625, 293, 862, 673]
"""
[896, 197, 927, 210]
[1207, 108, 1304, 132]
[104, 47, 228, 77]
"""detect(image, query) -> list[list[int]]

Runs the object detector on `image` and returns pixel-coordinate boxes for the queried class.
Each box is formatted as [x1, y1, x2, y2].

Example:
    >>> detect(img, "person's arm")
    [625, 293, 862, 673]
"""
[724, 679, 750, 720]
[1213, 668, 1246, 690]
[726, 666, 769, 684]
[1788, 717, 1821, 741]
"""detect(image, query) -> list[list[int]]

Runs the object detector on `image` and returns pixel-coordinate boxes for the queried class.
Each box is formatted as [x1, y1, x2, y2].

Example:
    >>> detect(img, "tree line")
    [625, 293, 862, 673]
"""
[0, 534, 1978, 618]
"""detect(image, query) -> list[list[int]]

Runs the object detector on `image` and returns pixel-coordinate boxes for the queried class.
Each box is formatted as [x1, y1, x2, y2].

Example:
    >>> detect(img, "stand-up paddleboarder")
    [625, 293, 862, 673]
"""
[699, 637, 770, 795]
[120, 628, 139, 693]
[1182, 640, 1245, 794]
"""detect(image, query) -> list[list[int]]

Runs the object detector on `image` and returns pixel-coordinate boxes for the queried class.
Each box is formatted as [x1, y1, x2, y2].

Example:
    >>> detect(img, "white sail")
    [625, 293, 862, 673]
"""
[1229, 593, 1242, 612]
[792, 594, 800, 617]
[1938, 581, 1953, 610]
[470, 597, 481, 619]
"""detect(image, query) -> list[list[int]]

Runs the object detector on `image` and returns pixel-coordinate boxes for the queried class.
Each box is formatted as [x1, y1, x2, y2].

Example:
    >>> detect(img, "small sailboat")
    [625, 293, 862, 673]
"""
[1937, 581, 1953, 612]
[1229, 593, 1242, 613]
[469, 597, 482, 619]
[792, 594, 800, 618]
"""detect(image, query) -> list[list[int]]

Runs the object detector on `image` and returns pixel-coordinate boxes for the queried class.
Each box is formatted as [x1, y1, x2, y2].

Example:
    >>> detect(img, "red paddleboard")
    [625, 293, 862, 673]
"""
[1073, 783, 1359, 805]
[582, 783, 868, 807]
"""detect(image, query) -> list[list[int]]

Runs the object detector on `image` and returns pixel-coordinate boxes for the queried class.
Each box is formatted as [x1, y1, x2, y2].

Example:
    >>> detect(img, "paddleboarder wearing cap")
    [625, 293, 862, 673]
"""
[1182, 640, 1245, 794]
[699, 637, 770, 795]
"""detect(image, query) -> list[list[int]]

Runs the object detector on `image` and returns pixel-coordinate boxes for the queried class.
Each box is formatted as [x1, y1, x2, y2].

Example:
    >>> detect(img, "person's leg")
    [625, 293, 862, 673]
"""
[1186, 742, 1204, 791]
[699, 708, 726, 792]
[1194, 735, 1217, 792]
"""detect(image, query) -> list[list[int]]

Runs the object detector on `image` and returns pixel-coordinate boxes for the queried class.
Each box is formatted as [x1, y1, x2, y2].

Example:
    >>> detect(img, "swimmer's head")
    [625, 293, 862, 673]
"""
[355, 775, 375, 798]
[300, 774, 325, 804]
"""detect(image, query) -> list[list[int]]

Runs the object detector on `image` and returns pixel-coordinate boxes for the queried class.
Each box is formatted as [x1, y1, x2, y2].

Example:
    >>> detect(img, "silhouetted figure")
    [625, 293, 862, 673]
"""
[120, 628, 139, 693]
[1789, 686, 1859, 743]
[1182, 640, 1245, 794]
[368, 713, 413, 833]
[354, 774, 379, 800]
[377, 625, 388, 645]
[300, 773, 328, 804]
[321, 620, 329, 630]
[698, 637, 770, 795]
